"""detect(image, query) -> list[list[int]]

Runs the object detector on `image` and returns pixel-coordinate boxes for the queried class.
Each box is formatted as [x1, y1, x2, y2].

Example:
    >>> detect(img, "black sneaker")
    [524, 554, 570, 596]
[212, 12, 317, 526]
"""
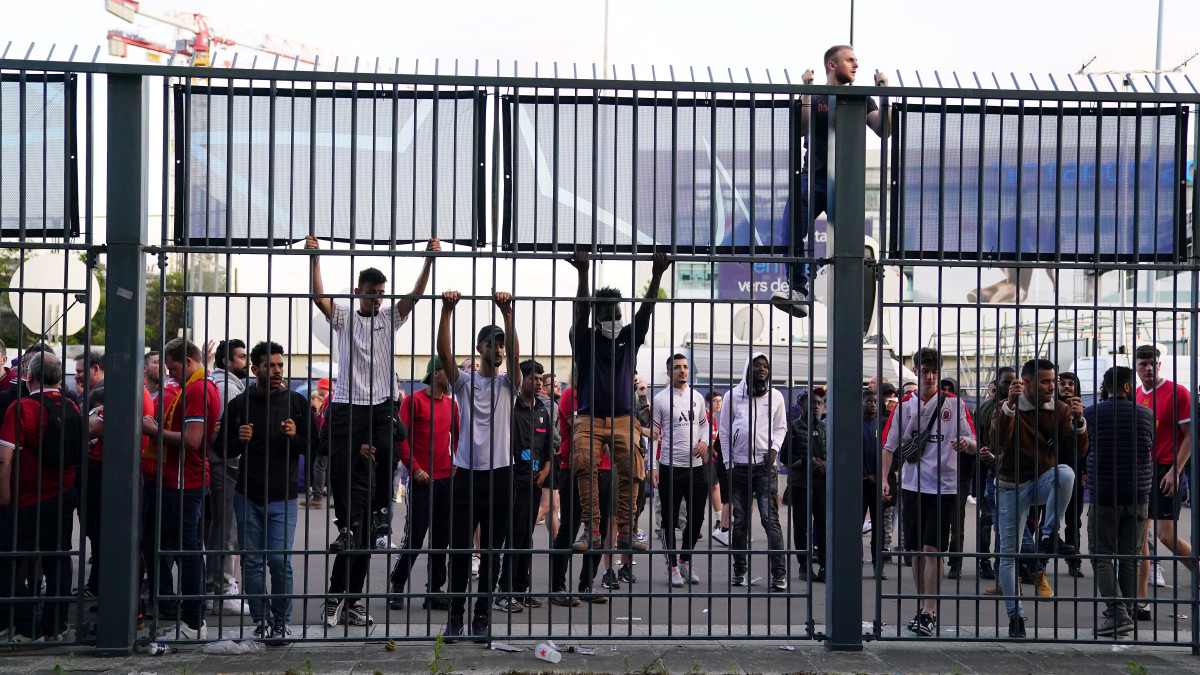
[1136, 604, 1152, 621]
[907, 611, 922, 634]
[267, 624, 291, 646]
[811, 567, 826, 583]
[730, 573, 746, 587]
[601, 569, 621, 590]
[617, 564, 636, 584]
[520, 596, 543, 609]
[469, 614, 490, 644]
[329, 528, 354, 553]
[916, 611, 937, 637]
[1038, 536, 1077, 557]
[424, 596, 451, 611]
[389, 596, 405, 610]
[441, 616, 465, 643]
[1008, 614, 1026, 638]
[945, 566, 962, 580]
[979, 559, 996, 580]
[371, 510, 391, 538]
[1067, 560, 1084, 578]
[252, 623, 273, 641]
[577, 585, 608, 604]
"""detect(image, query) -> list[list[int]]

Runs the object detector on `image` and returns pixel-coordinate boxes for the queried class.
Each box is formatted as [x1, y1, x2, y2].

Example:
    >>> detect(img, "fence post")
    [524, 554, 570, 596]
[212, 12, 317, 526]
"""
[95, 72, 149, 656]
[824, 93, 867, 652]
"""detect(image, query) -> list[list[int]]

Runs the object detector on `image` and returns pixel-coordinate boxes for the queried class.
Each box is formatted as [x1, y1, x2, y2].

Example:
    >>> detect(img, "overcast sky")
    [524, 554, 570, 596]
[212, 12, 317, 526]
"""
[4, 0, 1199, 87]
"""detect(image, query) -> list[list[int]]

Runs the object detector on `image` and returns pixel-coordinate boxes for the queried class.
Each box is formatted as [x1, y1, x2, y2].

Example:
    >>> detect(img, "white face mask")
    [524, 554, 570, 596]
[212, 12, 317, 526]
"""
[597, 320, 621, 340]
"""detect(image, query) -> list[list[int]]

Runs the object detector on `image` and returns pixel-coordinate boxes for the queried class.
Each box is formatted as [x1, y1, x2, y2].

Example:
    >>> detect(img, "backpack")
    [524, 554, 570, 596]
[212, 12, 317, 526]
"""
[30, 392, 84, 468]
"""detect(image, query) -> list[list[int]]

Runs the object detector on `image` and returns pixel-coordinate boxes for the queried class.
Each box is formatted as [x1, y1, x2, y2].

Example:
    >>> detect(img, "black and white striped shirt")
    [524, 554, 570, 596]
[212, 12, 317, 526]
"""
[329, 302, 406, 406]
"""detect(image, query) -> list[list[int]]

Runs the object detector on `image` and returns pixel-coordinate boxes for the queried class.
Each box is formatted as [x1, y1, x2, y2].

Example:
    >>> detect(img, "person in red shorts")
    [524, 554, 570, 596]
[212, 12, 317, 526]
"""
[1134, 345, 1194, 615]
[0, 351, 81, 642]
[140, 338, 222, 641]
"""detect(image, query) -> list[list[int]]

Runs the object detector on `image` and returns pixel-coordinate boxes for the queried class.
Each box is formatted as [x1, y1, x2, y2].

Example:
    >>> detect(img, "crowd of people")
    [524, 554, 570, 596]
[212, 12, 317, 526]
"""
[0, 44, 1192, 648]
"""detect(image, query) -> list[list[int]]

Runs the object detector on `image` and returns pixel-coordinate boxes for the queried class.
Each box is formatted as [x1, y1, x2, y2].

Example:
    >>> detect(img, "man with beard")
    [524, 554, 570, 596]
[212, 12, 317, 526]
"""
[207, 339, 250, 616]
[720, 353, 789, 592]
[771, 44, 890, 317]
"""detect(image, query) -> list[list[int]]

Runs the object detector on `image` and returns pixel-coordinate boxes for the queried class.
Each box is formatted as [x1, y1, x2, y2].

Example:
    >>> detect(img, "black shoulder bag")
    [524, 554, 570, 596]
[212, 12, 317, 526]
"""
[900, 394, 944, 465]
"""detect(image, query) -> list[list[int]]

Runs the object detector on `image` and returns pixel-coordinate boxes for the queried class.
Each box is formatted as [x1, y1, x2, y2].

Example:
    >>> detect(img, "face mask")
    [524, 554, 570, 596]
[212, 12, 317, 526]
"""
[597, 320, 621, 340]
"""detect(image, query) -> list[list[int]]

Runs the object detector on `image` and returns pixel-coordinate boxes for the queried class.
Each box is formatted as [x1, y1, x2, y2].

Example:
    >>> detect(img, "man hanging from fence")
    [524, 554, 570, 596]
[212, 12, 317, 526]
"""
[770, 44, 889, 318]
[389, 356, 459, 612]
[438, 290, 520, 643]
[0, 351, 82, 643]
[140, 338, 223, 641]
[567, 247, 671, 555]
[1084, 366, 1154, 638]
[992, 358, 1088, 639]
[719, 352, 789, 593]
[881, 347, 977, 638]
[305, 235, 437, 629]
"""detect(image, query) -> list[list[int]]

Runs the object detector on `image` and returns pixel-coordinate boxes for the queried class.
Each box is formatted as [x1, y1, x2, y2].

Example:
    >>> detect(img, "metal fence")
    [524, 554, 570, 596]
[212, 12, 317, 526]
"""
[0, 53, 1197, 656]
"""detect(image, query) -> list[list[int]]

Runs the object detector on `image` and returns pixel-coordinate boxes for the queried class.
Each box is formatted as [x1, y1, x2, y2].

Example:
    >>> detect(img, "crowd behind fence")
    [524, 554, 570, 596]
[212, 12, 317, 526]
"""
[0, 54, 1198, 655]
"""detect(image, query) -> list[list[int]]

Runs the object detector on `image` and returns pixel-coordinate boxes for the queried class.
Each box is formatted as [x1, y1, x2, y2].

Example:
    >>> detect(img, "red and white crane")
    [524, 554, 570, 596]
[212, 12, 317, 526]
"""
[105, 0, 320, 67]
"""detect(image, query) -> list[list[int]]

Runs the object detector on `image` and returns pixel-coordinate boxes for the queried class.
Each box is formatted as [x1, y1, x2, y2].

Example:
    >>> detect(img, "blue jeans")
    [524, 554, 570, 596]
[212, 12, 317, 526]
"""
[157, 487, 208, 630]
[985, 471, 1042, 576]
[234, 494, 297, 627]
[784, 171, 825, 297]
[996, 465, 1075, 617]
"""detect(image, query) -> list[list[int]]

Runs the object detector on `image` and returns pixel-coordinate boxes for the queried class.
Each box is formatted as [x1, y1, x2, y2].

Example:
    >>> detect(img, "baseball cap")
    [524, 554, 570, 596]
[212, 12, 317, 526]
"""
[421, 356, 446, 385]
[317, 378, 331, 391]
[880, 383, 898, 398]
[476, 324, 505, 345]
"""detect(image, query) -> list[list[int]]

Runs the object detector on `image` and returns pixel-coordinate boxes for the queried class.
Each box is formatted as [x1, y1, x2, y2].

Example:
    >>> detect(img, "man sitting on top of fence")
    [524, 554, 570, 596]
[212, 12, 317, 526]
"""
[771, 44, 889, 319]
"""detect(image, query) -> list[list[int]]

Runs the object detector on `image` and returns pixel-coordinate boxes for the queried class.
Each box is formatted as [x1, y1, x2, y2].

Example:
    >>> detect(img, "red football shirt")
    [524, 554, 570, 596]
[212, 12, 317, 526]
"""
[0, 389, 79, 507]
[89, 387, 154, 463]
[158, 376, 220, 490]
[397, 388, 459, 480]
[1138, 378, 1192, 465]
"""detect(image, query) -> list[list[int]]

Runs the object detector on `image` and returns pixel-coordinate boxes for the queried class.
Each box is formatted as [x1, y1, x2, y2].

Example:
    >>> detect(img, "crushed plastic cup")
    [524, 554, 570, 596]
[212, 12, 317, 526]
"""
[535, 642, 561, 663]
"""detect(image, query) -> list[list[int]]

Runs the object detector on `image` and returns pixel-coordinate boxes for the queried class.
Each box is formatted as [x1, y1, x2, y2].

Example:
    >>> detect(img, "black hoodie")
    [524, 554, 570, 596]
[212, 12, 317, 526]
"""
[220, 384, 315, 503]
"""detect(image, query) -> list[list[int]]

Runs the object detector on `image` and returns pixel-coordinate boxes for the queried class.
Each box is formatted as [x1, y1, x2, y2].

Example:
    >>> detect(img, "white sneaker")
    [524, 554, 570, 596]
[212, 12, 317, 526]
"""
[156, 622, 207, 641]
[668, 565, 685, 588]
[862, 519, 872, 534]
[1152, 563, 1168, 587]
[769, 290, 809, 318]
[471, 554, 481, 577]
[323, 598, 344, 628]
[219, 597, 251, 616]
[375, 535, 399, 550]
[346, 601, 374, 626]
[966, 495, 977, 505]
[711, 526, 730, 547]
[678, 560, 700, 584]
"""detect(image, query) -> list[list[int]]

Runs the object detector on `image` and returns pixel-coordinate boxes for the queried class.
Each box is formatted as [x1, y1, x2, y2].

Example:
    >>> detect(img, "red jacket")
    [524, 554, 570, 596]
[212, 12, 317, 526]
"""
[396, 388, 459, 480]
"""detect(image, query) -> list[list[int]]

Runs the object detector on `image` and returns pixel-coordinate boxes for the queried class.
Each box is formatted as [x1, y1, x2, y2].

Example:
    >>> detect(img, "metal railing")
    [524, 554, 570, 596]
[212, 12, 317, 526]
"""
[0, 52, 1197, 656]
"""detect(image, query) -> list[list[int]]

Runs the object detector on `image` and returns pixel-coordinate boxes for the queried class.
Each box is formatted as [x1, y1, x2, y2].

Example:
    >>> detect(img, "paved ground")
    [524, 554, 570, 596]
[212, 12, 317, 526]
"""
[3, 636, 1200, 673]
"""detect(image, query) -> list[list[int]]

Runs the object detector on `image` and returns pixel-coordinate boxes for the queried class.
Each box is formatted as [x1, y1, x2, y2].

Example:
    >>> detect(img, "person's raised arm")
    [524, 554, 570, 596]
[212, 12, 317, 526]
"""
[396, 238, 441, 321]
[798, 69, 814, 138]
[305, 236, 332, 320]
[633, 251, 673, 346]
[568, 246, 591, 331]
[437, 291, 461, 389]
[495, 292, 520, 391]
[866, 71, 890, 139]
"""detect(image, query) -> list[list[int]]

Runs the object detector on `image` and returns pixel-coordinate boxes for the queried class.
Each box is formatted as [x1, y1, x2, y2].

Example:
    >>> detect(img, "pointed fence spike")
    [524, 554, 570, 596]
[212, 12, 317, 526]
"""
[68, 45, 78, 62]
[24, 42, 35, 59]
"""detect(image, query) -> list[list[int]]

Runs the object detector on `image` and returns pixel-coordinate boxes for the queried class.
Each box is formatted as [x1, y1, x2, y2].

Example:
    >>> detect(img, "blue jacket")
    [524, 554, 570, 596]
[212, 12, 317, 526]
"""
[1083, 398, 1154, 506]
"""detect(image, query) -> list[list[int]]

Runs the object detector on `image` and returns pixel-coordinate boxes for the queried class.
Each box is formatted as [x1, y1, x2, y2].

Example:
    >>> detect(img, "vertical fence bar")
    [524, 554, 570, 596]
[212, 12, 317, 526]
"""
[96, 72, 148, 655]
[824, 93, 867, 651]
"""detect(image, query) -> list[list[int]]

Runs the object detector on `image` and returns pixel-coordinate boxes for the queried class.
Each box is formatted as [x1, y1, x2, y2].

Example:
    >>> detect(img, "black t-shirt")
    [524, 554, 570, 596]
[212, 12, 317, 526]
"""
[800, 94, 879, 179]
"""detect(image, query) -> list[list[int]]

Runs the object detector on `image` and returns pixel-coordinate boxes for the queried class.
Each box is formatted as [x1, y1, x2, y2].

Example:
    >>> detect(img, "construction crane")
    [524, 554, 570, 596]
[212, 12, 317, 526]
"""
[105, 0, 320, 67]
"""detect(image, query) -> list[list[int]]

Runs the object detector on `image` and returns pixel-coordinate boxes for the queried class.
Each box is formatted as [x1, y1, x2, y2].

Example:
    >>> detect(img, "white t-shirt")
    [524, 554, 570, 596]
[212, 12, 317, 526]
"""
[882, 392, 976, 495]
[652, 385, 708, 470]
[451, 369, 514, 471]
[329, 302, 406, 406]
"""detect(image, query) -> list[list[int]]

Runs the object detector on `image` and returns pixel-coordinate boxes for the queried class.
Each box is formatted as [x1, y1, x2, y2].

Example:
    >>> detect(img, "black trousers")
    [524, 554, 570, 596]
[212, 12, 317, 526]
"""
[551, 467, 611, 591]
[862, 478, 879, 562]
[84, 458, 103, 593]
[499, 483, 539, 594]
[389, 476, 452, 594]
[659, 464, 709, 565]
[0, 490, 77, 639]
[1064, 463, 1084, 560]
[325, 402, 396, 601]
[449, 466, 512, 619]
[789, 478, 826, 569]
